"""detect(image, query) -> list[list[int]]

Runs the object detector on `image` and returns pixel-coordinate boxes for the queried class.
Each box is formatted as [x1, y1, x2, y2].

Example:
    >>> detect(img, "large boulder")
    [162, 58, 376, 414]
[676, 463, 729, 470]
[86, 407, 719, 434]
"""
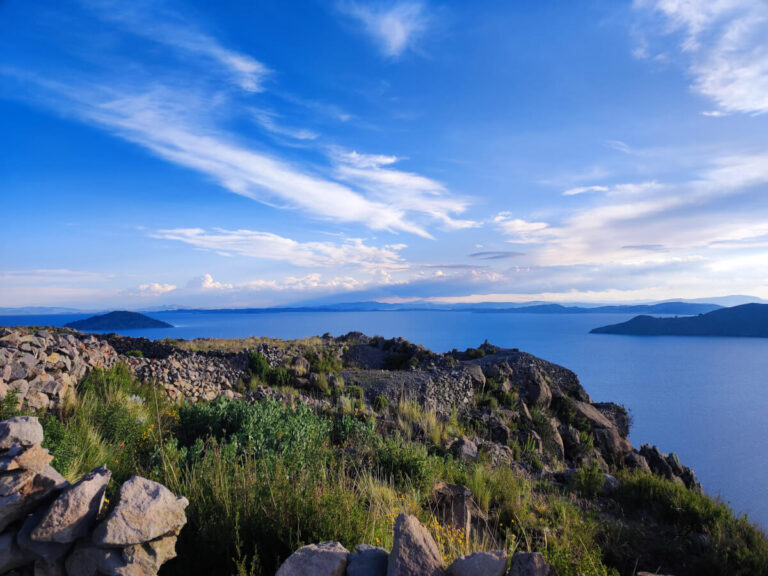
[388, 513, 444, 576]
[507, 552, 558, 576]
[92, 476, 188, 546]
[347, 544, 388, 576]
[276, 541, 349, 576]
[449, 550, 507, 576]
[431, 482, 473, 540]
[32, 465, 111, 543]
[450, 438, 478, 462]
[572, 401, 613, 430]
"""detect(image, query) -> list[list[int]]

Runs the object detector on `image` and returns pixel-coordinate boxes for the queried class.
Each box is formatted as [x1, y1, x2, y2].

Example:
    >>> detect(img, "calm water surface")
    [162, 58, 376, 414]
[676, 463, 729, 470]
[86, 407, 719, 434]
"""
[3, 310, 767, 528]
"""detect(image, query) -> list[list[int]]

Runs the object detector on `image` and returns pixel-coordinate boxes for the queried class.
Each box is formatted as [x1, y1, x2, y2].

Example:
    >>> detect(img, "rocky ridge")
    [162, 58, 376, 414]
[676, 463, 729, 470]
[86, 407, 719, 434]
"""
[0, 416, 187, 575]
[0, 327, 702, 493]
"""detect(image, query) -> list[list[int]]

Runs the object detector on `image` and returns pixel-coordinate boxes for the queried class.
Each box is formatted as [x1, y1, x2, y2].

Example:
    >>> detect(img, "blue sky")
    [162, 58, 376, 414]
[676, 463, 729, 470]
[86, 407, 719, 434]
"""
[2, 0, 768, 308]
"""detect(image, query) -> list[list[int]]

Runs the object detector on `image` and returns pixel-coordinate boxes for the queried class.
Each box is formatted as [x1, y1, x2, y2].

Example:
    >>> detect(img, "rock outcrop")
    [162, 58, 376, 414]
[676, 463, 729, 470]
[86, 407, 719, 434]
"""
[0, 416, 186, 575]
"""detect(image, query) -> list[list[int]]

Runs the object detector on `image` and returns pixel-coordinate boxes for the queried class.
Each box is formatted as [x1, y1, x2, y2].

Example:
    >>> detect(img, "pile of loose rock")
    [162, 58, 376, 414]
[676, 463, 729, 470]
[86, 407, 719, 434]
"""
[0, 416, 187, 575]
[0, 329, 117, 412]
[276, 513, 558, 576]
[121, 351, 247, 402]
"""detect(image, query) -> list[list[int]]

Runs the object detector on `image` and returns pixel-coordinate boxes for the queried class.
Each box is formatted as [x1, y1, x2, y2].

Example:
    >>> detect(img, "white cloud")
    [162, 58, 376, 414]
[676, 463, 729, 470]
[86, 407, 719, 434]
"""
[84, 0, 270, 92]
[493, 214, 550, 243]
[338, 1, 428, 57]
[563, 185, 609, 196]
[137, 282, 177, 296]
[332, 149, 478, 230]
[186, 274, 234, 291]
[154, 228, 408, 270]
[636, 0, 768, 114]
[250, 108, 319, 141]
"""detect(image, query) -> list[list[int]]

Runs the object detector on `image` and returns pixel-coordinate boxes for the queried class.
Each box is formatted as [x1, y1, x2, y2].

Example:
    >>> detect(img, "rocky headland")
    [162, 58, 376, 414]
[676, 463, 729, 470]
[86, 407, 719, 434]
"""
[0, 325, 766, 576]
[590, 303, 768, 337]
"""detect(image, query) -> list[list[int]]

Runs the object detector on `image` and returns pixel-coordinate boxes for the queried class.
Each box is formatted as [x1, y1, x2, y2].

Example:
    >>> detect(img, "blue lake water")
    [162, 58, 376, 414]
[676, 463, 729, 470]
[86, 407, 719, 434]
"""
[3, 310, 767, 529]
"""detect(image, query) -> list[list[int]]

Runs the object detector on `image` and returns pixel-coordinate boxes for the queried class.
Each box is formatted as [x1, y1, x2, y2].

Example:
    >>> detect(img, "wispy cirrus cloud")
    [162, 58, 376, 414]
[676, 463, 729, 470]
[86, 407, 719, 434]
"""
[635, 0, 768, 115]
[2, 3, 470, 239]
[563, 185, 609, 196]
[82, 0, 270, 92]
[153, 228, 408, 270]
[331, 150, 478, 230]
[468, 251, 524, 260]
[337, 1, 429, 57]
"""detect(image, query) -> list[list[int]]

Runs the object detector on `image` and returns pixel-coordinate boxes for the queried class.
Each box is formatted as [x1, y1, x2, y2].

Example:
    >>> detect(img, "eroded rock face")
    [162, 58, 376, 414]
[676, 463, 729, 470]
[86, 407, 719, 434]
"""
[0, 416, 186, 576]
[388, 514, 444, 576]
[275, 541, 349, 576]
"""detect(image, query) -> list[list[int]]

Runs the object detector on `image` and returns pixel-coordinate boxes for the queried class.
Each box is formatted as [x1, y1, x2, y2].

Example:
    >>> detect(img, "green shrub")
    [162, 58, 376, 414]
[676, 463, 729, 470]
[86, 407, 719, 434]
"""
[247, 351, 271, 379]
[384, 353, 412, 371]
[373, 395, 388, 413]
[347, 385, 364, 400]
[575, 461, 604, 498]
[125, 349, 144, 358]
[306, 351, 342, 375]
[464, 347, 485, 359]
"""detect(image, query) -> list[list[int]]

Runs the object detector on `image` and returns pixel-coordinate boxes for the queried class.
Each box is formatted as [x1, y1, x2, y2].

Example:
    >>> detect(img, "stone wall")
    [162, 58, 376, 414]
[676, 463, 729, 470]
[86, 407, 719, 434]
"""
[0, 328, 117, 412]
[0, 416, 187, 575]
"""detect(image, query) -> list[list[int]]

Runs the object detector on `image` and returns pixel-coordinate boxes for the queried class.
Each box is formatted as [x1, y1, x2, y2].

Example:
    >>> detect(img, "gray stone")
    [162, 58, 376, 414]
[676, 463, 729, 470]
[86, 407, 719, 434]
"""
[347, 544, 388, 576]
[64, 542, 127, 576]
[92, 475, 188, 546]
[0, 467, 67, 532]
[0, 444, 55, 473]
[507, 552, 557, 576]
[463, 365, 486, 389]
[0, 470, 36, 496]
[449, 550, 507, 576]
[388, 513, 444, 576]
[602, 474, 621, 496]
[276, 541, 349, 576]
[122, 534, 179, 574]
[17, 508, 72, 564]
[0, 531, 36, 573]
[450, 438, 478, 462]
[32, 465, 111, 543]
[0, 416, 44, 450]
[34, 561, 66, 576]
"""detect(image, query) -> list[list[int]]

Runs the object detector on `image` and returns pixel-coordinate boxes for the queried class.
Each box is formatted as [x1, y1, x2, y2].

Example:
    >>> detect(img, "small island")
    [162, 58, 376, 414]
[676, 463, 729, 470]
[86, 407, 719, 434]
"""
[65, 310, 173, 330]
[590, 303, 768, 337]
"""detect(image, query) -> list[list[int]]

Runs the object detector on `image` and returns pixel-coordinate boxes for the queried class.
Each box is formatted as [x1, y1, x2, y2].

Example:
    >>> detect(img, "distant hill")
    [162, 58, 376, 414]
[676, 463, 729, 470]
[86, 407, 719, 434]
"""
[65, 311, 173, 330]
[481, 302, 722, 315]
[590, 303, 768, 337]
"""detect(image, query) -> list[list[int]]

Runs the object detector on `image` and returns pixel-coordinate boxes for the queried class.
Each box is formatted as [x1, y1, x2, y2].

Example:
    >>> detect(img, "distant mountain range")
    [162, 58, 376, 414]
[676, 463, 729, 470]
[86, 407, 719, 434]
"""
[65, 311, 173, 330]
[590, 303, 768, 337]
[475, 302, 722, 315]
[2, 296, 766, 316]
